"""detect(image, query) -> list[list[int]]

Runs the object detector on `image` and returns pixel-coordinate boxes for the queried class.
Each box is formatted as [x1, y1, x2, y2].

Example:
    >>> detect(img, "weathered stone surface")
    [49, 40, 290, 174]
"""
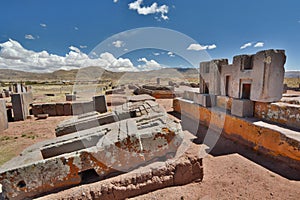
[216, 95, 232, 111]
[64, 102, 72, 116]
[0, 99, 8, 132]
[199, 49, 286, 102]
[255, 102, 300, 130]
[105, 88, 125, 95]
[11, 92, 33, 121]
[42, 103, 57, 116]
[128, 94, 155, 102]
[0, 107, 184, 200]
[174, 98, 300, 163]
[66, 94, 76, 101]
[134, 85, 175, 99]
[56, 103, 65, 116]
[31, 103, 43, 116]
[55, 100, 161, 137]
[93, 95, 107, 113]
[38, 144, 203, 200]
[231, 99, 254, 117]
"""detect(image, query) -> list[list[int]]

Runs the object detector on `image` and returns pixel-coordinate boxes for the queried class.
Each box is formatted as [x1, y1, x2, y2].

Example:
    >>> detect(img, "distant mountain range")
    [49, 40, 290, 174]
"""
[285, 71, 300, 78]
[0, 67, 298, 83]
[0, 67, 199, 83]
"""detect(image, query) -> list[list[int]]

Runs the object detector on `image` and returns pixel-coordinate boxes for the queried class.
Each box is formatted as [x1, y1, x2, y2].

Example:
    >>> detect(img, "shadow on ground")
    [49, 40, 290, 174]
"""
[168, 111, 300, 181]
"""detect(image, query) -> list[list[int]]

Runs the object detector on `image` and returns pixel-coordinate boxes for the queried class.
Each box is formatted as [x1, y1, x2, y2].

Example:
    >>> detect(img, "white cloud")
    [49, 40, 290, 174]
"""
[40, 23, 47, 28]
[74, 27, 79, 31]
[113, 0, 118, 3]
[137, 57, 163, 71]
[0, 39, 139, 73]
[207, 44, 217, 49]
[25, 34, 35, 40]
[128, 0, 169, 20]
[80, 45, 88, 49]
[153, 52, 160, 56]
[167, 51, 175, 57]
[187, 43, 217, 51]
[254, 42, 264, 48]
[112, 40, 125, 48]
[240, 42, 252, 49]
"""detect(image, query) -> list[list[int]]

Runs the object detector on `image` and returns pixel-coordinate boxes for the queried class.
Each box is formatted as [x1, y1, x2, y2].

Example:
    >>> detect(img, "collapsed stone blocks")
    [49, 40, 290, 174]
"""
[0, 99, 8, 132]
[55, 100, 161, 137]
[0, 101, 185, 200]
[231, 99, 254, 117]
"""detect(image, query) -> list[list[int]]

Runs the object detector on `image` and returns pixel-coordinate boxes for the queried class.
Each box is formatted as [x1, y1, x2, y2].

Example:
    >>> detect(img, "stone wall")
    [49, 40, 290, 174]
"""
[32, 101, 95, 116]
[255, 102, 300, 130]
[174, 98, 300, 163]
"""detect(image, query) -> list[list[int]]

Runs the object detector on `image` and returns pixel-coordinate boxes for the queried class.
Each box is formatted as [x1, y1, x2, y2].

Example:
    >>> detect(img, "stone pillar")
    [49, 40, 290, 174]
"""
[157, 78, 161, 85]
[0, 99, 8, 132]
[93, 95, 107, 113]
[11, 92, 33, 121]
[11, 93, 25, 121]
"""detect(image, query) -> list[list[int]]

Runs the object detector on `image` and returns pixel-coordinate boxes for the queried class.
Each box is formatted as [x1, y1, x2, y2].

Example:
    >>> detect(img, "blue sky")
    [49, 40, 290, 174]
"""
[0, 0, 300, 72]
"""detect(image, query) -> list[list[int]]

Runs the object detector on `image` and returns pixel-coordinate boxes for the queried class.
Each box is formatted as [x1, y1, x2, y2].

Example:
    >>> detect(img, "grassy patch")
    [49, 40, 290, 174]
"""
[0, 145, 17, 166]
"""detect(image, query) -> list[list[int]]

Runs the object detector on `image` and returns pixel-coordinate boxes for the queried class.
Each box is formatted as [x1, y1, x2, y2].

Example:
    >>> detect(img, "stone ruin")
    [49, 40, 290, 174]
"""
[0, 99, 203, 200]
[196, 49, 286, 117]
[0, 83, 33, 132]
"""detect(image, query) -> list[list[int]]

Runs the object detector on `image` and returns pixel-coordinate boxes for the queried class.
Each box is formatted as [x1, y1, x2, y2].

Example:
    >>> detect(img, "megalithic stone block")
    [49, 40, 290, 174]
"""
[0, 106, 184, 200]
[93, 95, 107, 113]
[231, 99, 254, 117]
[0, 99, 8, 132]
[11, 94, 25, 121]
[11, 93, 33, 121]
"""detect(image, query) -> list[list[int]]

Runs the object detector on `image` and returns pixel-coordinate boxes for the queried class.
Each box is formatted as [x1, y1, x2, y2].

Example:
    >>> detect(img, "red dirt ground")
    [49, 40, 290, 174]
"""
[1, 100, 300, 199]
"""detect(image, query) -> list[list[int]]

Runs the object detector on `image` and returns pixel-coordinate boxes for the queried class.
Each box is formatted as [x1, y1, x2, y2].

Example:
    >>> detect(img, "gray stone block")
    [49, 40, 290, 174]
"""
[93, 95, 107, 113]
[66, 94, 76, 101]
[11, 94, 25, 121]
[42, 103, 57, 116]
[231, 99, 254, 117]
[64, 103, 72, 116]
[56, 103, 65, 116]
[32, 104, 43, 116]
[193, 92, 203, 105]
[183, 91, 195, 101]
[0, 99, 8, 132]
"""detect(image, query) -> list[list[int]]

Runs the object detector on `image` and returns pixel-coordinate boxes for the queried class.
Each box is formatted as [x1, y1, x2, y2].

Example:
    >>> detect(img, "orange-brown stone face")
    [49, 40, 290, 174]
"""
[173, 98, 300, 162]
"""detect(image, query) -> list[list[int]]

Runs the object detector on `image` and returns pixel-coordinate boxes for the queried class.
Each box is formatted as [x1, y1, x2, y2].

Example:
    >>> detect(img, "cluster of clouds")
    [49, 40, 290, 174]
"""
[128, 0, 169, 20]
[0, 39, 141, 73]
[114, 0, 169, 20]
[240, 42, 264, 49]
[137, 57, 162, 71]
[187, 44, 217, 51]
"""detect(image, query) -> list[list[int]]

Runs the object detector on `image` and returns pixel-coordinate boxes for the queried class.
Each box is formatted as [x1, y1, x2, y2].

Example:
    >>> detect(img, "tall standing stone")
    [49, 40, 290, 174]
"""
[11, 92, 33, 121]
[0, 99, 8, 132]
[93, 95, 107, 113]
